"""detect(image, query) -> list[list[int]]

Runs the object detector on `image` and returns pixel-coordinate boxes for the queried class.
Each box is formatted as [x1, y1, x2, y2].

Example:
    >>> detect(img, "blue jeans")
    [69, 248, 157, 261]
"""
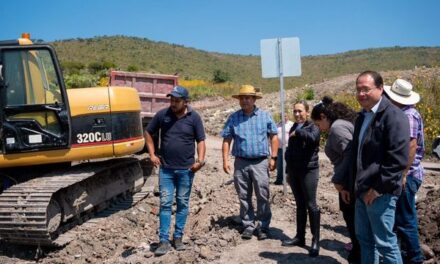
[395, 176, 424, 263]
[355, 194, 402, 264]
[158, 168, 194, 242]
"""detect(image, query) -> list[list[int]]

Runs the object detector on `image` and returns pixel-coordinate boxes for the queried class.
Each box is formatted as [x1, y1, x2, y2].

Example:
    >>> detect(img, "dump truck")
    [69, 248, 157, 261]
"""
[0, 34, 151, 246]
[108, 70, 178, 128]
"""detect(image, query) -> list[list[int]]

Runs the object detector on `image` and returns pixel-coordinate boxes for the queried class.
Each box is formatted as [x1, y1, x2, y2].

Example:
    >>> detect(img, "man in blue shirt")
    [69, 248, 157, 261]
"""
[146, 86, 206, 256]
[384, 79, 425, 264]
[221, 84, 279, 240]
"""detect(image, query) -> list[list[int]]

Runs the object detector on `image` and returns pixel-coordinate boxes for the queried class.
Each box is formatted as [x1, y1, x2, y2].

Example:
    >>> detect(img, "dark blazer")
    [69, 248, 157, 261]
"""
[285, 120, 320, 171]
[347, 96, 409, 197]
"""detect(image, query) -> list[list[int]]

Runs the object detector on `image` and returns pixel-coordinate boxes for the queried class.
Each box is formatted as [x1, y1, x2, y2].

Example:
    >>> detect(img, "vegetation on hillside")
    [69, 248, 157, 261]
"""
[51, 36, 440, 155]
[52, 36, 440, 94]
[332, 70, 440, 155]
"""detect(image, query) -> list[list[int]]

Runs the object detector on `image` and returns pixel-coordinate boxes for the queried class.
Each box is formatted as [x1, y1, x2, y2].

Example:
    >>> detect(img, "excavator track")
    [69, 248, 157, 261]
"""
[0, 158, 147, 246]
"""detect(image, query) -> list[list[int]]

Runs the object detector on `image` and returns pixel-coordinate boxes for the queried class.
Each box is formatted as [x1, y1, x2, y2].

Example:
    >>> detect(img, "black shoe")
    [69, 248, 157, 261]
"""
[257, 228, 270, 240]
[241, 228, 253, 240]
[347, 250, 360, 264]
[273, 181, 283, 185]
[281, 236, 305, 247]
[173, 237, 185, 251]
[154, 241, 171, 256]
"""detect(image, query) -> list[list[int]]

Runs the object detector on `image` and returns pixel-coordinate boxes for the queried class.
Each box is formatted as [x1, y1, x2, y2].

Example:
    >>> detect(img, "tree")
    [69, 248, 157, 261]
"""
[127, 65, 139, 72]
[88, 61, 117, 74]
[61, 61, 85, 75]
[212, 69, 231, 83]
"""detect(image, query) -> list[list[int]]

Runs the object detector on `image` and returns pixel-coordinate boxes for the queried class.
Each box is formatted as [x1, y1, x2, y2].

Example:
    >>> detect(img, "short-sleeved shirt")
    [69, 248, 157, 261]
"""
[277, 120, 294, 148]
[221, 107, 277, 158]
[402, 105, 425, 181]
[146, 106, 205, 170]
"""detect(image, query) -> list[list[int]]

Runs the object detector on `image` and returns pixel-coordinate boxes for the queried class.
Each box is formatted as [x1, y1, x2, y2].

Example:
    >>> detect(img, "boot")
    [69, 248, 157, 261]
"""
[309, 209, 320, 257]
[282, 209, 306, 247]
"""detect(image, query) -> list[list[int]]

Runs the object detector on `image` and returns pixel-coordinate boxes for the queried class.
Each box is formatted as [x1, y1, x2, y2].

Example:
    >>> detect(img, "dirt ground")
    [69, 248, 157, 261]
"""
[0, 70, 439, 264]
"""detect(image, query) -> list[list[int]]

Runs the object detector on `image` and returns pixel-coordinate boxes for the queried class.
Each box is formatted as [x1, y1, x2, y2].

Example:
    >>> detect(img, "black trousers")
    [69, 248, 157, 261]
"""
[288, 167, 319, 213]
[339, 193, 360, 253]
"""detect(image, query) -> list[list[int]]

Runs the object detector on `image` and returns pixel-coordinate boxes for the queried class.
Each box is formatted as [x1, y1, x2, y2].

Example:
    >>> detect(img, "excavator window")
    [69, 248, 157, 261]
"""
[3, 49, 62, 106]
[0, 47, 70, 153]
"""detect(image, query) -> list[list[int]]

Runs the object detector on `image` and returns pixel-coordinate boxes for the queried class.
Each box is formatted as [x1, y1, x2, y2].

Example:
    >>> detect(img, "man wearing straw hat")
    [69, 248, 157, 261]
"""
[221, 84, 279, 240]
[384, 79, 425, 264]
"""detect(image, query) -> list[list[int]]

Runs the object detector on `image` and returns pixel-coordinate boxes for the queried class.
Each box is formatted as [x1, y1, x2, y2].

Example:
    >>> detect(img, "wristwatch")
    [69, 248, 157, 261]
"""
[196, 159, 206, 166]
[270, 156, 278, 161]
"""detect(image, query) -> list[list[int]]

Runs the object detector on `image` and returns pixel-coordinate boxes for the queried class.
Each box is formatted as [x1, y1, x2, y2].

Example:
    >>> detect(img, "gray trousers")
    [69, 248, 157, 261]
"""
[233, 157, 272, 230]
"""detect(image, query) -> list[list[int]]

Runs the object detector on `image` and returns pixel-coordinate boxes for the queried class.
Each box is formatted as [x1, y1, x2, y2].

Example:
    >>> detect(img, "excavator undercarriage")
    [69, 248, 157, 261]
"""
[0, 158, 150, 246]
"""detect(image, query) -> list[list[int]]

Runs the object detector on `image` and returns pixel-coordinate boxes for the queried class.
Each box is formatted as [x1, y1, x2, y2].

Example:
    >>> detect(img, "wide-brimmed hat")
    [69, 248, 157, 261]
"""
[384, 79, 420, 105]
[232, 85, 262, 99]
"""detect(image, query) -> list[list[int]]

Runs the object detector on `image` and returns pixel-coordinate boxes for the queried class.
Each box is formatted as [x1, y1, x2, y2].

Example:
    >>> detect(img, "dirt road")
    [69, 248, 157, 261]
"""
[0, 70, 439, 263]
[0, 133, 437, 264]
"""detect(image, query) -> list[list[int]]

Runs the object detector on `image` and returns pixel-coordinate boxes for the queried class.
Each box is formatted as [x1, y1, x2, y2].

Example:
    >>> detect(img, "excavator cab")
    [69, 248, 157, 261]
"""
[0, 43, 71, 154]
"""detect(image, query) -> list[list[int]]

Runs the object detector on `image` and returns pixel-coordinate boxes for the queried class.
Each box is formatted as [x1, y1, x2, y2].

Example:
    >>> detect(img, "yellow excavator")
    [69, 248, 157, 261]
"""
[0, 34, 147, 246]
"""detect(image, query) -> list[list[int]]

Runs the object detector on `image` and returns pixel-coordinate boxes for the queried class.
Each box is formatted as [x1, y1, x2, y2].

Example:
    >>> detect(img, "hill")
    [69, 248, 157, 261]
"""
[51, 36, 440, 93]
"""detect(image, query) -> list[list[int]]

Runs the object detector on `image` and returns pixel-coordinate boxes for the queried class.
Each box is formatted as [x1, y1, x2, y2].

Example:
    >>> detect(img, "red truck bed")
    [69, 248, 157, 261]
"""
[109, 70, 178, 124]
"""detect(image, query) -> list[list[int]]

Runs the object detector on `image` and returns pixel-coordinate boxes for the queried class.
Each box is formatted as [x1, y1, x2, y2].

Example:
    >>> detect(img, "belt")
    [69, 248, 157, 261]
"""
[236, 156, 267, 161]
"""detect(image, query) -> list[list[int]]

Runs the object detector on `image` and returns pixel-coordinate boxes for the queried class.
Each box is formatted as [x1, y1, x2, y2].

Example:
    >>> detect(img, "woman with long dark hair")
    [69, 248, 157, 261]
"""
[311, 96, 360, 263]
[282, 100, 321, 257]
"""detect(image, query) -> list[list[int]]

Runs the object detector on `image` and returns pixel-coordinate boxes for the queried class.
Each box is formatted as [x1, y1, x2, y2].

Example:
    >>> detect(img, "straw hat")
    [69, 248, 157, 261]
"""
[232, 85, 263, 99]
[384, 79, 420, 105]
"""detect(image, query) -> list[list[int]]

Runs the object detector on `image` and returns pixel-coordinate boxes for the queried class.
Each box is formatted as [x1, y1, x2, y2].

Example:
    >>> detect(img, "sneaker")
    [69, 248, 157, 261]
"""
[257, 228, 270, 240]
[241, 228, 253, 240]
[173, 237, 185, 251]
[154, 241, 171, 256]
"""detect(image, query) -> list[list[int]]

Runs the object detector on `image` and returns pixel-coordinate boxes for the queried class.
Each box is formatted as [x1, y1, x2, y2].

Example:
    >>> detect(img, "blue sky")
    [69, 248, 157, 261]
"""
[1, 0, 439, 56]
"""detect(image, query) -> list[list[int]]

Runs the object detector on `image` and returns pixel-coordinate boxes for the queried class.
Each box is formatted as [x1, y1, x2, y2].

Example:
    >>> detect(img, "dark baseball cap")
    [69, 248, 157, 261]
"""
[167, 86, 189, 99]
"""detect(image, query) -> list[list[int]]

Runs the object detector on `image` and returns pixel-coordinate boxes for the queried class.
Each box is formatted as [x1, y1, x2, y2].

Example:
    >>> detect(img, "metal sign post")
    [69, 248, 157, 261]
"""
[261, 37, 301, 195]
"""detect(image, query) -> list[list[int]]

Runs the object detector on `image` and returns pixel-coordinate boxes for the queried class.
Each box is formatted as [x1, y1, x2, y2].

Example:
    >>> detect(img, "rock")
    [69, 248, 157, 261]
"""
[207, 237, 219, 246]
[138, 242, 150, 251]
[421, 243, 435, 260]
[219, 239, 228, 247]
[150, 207, 159, 215]
[194, 245, 201, 253]
[199, 246, 213, 259]
[194, 239, 207, 245]
[143, 251, 154, 258]
[221, 232, 234, 242]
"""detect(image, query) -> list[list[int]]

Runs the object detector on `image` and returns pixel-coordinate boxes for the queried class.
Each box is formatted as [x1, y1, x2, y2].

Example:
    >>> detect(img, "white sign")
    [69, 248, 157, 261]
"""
[260, 37, 301, 78]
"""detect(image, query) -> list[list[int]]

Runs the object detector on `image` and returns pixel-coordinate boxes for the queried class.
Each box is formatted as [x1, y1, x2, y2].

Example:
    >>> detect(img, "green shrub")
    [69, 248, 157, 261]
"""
[65, 74, 99, 88]
[61, 61, 85, 75]
[297, 88, 315, 100]
[127, 65, 139, 72]
[212, 69, 231, 83]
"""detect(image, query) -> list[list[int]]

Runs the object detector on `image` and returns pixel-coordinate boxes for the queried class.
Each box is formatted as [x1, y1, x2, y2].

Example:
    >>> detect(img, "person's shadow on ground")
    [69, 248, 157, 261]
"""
[267, 226, 291, 241]
[259, 251, 341, 264]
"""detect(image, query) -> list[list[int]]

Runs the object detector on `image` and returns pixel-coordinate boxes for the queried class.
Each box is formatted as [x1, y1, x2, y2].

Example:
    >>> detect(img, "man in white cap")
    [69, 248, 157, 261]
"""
[221, 84, 279, 240]
[384, 79, 425, 264]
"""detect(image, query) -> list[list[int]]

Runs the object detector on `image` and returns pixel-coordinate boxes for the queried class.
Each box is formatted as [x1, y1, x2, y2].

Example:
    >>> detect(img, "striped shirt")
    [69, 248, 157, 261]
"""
[221, 107, 277, 158]
[402, 105, 425, 181]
